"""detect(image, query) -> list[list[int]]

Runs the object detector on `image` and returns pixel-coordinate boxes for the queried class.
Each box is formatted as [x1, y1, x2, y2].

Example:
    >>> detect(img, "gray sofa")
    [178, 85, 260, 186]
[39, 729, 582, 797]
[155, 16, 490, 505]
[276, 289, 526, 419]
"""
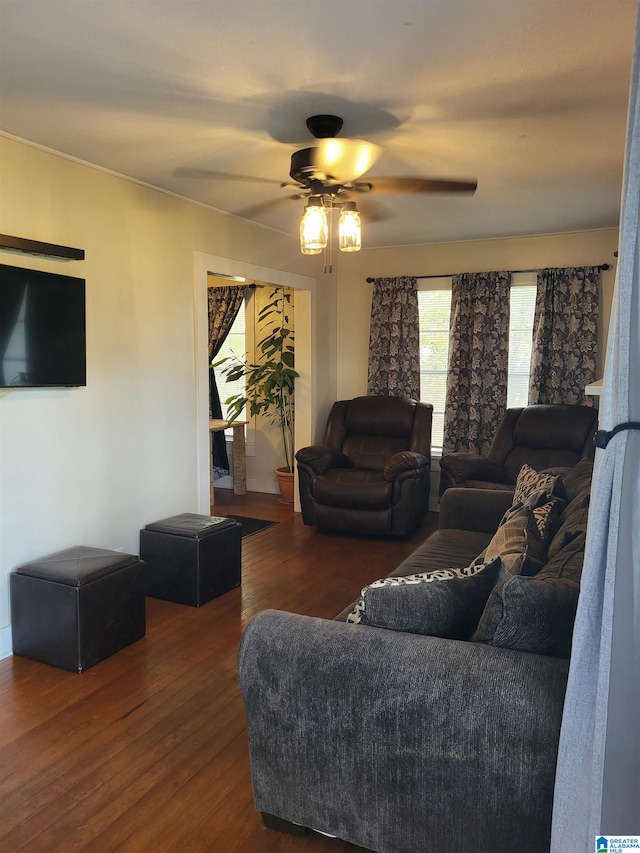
[238, 460, 592, 853]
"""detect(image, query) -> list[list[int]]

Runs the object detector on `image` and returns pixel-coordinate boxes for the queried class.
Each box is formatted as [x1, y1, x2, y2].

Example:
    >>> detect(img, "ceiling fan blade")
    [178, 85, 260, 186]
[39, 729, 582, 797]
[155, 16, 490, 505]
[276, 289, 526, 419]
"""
[173, 167, 283, 185]
[312, 138, 381, 184]
[336, 192, 391, 223]
[234, 193, 307, 218]
[353, 198, 393, 224]
[354, 176, 478, 195]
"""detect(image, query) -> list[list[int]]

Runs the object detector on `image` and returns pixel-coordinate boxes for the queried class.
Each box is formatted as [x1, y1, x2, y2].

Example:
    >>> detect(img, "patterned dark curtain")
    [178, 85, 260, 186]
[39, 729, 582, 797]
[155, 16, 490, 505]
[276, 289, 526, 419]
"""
[442, 270, 512, 455]
[208, 284, 248, 475]
[367, 276, 420, 399]
[528, 267, 599, 405]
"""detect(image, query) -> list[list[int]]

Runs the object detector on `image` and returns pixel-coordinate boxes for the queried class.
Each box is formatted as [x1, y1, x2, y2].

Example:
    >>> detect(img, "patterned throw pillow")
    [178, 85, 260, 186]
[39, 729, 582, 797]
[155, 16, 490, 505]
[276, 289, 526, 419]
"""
[512, 463, 566, 508]
[497, 489, 565, 546]
[530, 496, 564, 543]
[346, 557, 501, 638]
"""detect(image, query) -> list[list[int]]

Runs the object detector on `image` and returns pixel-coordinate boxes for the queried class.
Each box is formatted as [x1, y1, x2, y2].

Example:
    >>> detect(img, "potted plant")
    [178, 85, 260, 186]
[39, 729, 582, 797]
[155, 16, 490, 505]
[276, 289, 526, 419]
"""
[214, 287, 299, 503]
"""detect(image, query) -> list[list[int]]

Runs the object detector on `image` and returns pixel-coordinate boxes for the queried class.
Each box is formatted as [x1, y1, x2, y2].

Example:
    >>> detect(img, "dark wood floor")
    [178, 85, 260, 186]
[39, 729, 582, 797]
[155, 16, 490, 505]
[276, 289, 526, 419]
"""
[0, 491, 438, 852]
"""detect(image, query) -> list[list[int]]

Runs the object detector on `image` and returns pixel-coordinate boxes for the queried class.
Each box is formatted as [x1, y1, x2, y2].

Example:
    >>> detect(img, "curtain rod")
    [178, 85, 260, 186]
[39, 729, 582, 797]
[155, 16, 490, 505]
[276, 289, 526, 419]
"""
[365, 263, 611, 283]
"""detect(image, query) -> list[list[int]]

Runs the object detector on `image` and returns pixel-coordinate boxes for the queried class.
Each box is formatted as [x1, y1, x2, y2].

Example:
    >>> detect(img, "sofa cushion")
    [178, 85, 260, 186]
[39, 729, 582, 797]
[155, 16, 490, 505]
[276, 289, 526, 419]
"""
[345, 558, 501, 638]
[546, 457, 592, 561]
[562, 457, 594, 503]
[392, 529, 493, 576]
[548, 497, 590, 559]
[472, 532, 586, 657]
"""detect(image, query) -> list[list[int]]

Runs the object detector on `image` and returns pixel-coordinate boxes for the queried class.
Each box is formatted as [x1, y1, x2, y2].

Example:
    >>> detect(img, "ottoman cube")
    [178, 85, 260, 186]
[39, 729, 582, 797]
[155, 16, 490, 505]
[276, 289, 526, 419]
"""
[140, 513, 241, 607]
[10, 546, 146, 673]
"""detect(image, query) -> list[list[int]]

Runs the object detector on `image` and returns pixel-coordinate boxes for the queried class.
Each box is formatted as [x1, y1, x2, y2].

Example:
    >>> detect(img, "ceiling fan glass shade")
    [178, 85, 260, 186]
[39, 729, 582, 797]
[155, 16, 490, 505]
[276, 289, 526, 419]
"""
[338, 202, 362, 252]
[313, 139, 380, 184]
[300, 196, 328, 254]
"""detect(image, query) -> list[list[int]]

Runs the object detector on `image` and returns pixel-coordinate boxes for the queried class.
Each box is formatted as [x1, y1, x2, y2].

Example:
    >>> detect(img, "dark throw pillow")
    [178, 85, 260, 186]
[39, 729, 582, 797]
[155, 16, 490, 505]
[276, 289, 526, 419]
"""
[472, 531, 586, 657]
[346, 558, 501, 638]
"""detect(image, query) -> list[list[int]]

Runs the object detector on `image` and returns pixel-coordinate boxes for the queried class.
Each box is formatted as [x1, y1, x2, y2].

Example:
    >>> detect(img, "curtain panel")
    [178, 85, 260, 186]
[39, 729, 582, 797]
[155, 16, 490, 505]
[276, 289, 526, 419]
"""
[551, 16, 640, 847]
[442, 270, 512, 455]
[529, 266, 599, 405]
[367, 276, 420, 399]
[207, 284, 248, 476]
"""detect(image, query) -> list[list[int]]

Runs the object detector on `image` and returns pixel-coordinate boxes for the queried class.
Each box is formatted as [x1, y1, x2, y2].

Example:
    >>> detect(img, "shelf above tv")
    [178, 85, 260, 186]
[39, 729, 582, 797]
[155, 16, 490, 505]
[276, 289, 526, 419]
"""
[0, 234, 85, 261]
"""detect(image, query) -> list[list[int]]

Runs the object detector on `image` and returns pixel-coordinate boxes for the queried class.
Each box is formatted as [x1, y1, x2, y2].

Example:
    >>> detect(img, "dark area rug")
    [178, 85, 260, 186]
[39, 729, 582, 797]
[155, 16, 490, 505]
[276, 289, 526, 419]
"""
[222, 515, 277, 538]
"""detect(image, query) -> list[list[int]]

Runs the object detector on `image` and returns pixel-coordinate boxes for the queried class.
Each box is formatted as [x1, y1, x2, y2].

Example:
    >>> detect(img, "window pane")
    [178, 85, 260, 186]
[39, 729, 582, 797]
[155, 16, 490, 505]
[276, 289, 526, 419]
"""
[418, 288, 452, 453]
[507, 284, 537, 409]
[212, 297, 247, 425]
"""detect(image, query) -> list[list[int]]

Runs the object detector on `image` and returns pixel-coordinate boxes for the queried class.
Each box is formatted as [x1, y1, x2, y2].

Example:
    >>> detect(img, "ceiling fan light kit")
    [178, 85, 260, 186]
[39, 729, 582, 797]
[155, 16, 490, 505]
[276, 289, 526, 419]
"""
[338, 202, 361, 252]
[291, 115, 477, 263]
[300, 196, 328, 255]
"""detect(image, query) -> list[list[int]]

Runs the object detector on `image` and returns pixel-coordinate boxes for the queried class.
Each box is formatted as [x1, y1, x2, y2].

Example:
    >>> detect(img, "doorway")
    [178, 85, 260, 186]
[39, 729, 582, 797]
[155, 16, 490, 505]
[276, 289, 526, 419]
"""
[194, 252, 315, 514]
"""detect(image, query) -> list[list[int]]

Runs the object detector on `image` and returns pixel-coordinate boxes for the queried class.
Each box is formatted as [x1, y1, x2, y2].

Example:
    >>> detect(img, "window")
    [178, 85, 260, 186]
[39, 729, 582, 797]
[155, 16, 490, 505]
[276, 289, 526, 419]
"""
[212, 291, 249, 426]
[418, 281, 452, 453]
[507, 274, 537, 408]
[417, 273, 538, 454]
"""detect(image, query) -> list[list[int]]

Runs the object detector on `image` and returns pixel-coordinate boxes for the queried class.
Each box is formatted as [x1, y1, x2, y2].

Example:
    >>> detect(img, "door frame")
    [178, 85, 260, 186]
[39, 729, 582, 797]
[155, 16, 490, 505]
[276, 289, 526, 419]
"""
[194, 252, 315, 513]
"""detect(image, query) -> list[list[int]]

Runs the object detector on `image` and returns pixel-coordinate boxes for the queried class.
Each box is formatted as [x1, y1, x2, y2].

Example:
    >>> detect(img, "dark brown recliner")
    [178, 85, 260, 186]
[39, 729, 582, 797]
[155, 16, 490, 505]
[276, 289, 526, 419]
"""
[438, 403, 598, 496]
[296, 396, 433, 537]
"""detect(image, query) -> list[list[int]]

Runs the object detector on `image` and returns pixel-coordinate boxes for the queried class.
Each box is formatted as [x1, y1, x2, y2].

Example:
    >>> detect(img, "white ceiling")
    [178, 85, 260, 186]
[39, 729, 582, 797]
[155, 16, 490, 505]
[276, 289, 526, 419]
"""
[0, 0, 636, 248]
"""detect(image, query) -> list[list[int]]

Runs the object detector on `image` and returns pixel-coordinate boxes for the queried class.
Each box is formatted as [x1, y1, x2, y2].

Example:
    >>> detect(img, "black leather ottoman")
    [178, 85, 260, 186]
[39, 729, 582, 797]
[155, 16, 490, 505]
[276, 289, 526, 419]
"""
[10, 546, 146, 673]
[140, 513, 241, 607]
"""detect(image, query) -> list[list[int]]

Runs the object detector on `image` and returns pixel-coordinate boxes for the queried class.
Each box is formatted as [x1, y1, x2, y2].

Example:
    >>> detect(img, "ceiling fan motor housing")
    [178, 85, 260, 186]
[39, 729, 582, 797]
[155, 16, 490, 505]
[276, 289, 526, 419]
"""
[291, 115, 351, 188]
[305, 114, 344, 138]
[290, 147, 342, 188]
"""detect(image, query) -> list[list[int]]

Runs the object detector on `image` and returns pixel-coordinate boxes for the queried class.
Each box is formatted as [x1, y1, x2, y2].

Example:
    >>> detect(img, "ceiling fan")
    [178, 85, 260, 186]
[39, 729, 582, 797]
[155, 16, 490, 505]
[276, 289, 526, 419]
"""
[175, 114, 477, 258]
[283, 115, 477, 258]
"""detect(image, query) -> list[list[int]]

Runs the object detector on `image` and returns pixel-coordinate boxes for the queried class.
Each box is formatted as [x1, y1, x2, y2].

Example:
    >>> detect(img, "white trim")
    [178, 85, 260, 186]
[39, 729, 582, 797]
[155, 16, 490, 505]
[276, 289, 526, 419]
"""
[194, 253, 315, 515]
[0, 626, 13, 660]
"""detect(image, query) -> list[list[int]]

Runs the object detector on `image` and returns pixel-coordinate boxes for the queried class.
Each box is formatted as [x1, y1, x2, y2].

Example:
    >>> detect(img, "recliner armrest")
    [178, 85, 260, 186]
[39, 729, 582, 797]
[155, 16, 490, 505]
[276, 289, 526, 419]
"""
[295, 445, 348, 475]
[383, 450, 430, 482]
[439, 452, 507, 484]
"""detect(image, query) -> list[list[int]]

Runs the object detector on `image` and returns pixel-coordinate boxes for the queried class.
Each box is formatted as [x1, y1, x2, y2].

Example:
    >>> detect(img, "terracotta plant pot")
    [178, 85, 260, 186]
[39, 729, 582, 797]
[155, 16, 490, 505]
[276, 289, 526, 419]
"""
[276, 467, 295, 504]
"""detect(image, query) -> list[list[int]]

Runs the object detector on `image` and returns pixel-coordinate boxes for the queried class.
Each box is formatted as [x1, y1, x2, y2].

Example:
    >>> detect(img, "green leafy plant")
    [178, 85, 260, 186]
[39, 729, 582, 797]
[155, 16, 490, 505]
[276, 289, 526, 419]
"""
[214, 288, 299, 472]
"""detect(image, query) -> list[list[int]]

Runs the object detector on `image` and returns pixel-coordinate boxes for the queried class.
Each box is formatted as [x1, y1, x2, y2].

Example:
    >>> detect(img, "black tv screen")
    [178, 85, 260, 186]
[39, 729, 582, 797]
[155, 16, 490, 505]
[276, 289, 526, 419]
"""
[0, 263, 86, 387]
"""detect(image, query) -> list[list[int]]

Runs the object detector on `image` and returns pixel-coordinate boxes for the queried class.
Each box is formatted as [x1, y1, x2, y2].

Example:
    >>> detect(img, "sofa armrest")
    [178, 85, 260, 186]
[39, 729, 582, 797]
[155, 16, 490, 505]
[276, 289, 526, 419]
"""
[239, 610, 568, 853]
[383, 450, 430, 482]
[439, 487, 513, 533]
[439, 452, 507, 485]
[295, 445, 347, 475]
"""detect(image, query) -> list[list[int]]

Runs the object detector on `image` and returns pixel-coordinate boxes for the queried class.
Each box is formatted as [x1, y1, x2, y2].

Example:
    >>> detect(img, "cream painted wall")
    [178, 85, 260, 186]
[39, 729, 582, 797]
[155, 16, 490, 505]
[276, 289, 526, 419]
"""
[0, 136, 335, 654]
[336, 228, 619, 399]
[0, 134, 621, 656]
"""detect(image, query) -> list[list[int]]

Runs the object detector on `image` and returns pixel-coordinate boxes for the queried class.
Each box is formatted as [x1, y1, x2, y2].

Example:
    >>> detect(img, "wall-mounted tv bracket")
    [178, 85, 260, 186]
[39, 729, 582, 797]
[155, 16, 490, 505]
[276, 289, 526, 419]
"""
[0, 234, 84, 261]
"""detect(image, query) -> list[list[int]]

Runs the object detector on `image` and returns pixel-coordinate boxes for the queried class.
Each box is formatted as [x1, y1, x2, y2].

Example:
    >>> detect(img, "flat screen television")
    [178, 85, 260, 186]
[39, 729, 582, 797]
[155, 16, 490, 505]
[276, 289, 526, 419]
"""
[0, 262, 86, 388]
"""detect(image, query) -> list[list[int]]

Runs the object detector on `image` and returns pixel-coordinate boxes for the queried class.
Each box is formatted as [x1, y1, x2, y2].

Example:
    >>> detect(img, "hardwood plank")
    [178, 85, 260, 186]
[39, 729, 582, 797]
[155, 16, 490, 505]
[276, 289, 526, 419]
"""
[0, 494, 438, 852]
